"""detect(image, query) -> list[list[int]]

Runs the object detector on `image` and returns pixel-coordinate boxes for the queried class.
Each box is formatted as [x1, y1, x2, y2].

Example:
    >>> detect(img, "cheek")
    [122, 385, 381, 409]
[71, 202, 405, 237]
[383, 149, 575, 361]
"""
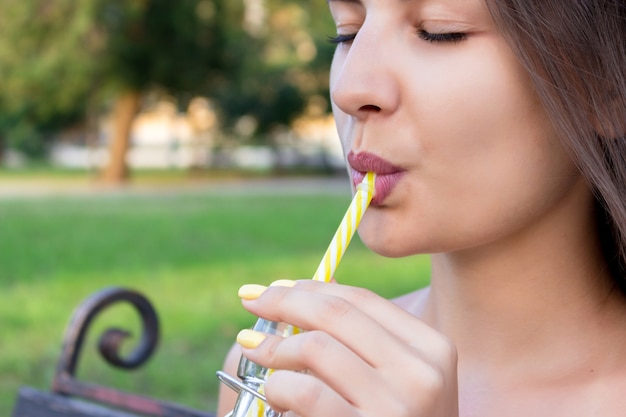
[360, 48, 580, 255]
[413, 35, 534, 124]
[415, 39, 558, 182]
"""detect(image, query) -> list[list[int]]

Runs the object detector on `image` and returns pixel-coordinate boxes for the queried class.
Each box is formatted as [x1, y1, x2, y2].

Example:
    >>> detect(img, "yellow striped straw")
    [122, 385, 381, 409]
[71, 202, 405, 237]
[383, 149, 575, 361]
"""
[311, 172, 376, 282]
[225, 172, 376, 417]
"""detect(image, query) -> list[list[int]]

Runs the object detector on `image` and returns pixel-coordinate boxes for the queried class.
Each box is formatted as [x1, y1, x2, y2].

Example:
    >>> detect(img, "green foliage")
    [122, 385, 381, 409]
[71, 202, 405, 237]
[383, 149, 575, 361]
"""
[93, 0, 244, 95]
[0, 187, 430, 414]
[215, 0, 337, 136]
[0, 1, 99, 156]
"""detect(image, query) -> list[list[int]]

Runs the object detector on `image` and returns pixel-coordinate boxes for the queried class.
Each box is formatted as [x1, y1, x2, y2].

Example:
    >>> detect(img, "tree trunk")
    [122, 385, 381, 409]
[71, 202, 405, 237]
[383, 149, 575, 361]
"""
[101, 90, 141, 184]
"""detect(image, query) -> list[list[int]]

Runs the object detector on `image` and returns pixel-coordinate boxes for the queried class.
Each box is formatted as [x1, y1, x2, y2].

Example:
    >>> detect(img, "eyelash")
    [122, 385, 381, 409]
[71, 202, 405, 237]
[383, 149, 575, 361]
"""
[327, 33, 357, 44]
[418, 30, 467, 43]
[327, 30, 467, 45]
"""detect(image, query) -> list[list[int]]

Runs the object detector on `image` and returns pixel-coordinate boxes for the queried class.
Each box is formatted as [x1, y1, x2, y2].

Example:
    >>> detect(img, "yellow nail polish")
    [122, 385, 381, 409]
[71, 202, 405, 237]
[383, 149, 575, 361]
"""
[270, 279, 296, 287]
[237, 329, 267, 349]
[238, 284, 267, 300]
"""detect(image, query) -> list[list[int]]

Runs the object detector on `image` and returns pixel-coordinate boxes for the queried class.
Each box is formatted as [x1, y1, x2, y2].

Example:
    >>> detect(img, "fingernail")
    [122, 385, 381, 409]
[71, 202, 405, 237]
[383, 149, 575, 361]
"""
[237, 329, 267, 349]
[238, 284, 267, 300]
[270, 279, 296, 287]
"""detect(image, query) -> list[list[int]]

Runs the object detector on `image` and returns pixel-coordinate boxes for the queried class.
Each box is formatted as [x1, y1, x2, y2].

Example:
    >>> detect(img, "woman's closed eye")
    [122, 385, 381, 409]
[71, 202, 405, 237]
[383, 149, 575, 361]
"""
[418, 29, 467, 44]
[328, 28, 468, 46]
[328, 33, 358, 45]
[330, 30, 467, 45]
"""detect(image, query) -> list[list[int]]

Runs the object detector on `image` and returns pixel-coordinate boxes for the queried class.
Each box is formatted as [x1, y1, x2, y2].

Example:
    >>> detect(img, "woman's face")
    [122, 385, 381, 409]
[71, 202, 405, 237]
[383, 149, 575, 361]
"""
[329, 0, 585, 257]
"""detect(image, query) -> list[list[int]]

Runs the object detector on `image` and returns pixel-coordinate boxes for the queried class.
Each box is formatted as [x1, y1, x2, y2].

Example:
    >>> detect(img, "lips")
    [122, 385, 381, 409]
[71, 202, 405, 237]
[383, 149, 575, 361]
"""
[348, 151, 405, 205]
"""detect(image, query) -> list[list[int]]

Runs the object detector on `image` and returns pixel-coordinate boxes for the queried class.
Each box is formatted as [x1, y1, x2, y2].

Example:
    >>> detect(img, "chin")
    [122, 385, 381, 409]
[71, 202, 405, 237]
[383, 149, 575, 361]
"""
[359, 231, 423, 258]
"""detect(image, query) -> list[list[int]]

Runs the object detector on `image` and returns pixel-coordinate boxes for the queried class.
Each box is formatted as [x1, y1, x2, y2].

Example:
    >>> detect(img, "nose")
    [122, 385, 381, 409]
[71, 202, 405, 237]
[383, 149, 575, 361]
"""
[330, 26, 400, 118]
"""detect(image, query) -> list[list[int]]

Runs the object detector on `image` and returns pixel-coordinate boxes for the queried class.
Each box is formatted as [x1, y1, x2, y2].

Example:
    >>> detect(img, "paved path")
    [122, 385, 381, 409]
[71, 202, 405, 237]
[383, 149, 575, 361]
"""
[0, 175, 352, 199]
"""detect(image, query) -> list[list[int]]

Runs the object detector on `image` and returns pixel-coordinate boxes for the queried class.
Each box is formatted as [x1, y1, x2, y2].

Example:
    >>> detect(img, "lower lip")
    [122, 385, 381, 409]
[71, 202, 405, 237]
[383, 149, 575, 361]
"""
[352, 170, 405, 205]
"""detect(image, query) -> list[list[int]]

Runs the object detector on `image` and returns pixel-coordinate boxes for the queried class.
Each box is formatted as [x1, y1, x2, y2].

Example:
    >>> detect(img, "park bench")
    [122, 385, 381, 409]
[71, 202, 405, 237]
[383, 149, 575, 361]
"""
[11, 287, 217, 417]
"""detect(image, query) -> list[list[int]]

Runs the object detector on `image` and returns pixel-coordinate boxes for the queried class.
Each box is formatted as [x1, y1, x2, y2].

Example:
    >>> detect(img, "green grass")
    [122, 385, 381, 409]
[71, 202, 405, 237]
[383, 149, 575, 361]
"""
[0, 184, 430, 414]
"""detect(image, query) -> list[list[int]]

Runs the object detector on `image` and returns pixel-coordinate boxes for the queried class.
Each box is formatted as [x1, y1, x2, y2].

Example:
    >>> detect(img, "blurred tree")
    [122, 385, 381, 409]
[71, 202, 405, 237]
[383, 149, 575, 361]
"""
[94, 0, 246, 182]
[0, 1, 99, 159]
[0, 0, 247, 179]
[92, 0, 337, 180]
[214, 0, 336, 141]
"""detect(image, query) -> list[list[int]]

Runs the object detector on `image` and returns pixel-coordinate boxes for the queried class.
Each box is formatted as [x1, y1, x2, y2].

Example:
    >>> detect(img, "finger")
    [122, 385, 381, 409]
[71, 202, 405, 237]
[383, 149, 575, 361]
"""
[295, 280, 443, 345]
[239, 329, 385, 406]
[238, 279, 457, 409]
[242, 283, 450, 370]
[264, 370, 360, 417]
[311, 281, 457, 369]
[238, 285, 457, 415]
[242, 286, 396, 367]
[265, 281, 456, 366]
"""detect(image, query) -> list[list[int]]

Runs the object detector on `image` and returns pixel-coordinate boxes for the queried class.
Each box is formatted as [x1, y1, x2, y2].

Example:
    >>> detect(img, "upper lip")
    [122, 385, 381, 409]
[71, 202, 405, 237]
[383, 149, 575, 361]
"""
[347, 151, 403, 174]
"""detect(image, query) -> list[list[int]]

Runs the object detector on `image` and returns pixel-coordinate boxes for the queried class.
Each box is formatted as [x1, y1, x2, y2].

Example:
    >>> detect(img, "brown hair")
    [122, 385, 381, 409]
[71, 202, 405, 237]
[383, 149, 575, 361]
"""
[486, 0, 626, 291]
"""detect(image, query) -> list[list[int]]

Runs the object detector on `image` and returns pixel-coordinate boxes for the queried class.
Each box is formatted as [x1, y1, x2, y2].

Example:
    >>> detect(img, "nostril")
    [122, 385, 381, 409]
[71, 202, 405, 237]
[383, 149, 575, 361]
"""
[360, 104, 382, 112]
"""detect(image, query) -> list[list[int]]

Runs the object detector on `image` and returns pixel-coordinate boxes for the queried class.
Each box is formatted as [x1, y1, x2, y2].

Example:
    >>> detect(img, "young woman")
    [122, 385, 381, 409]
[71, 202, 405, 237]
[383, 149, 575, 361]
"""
[218, 0, 626, 415]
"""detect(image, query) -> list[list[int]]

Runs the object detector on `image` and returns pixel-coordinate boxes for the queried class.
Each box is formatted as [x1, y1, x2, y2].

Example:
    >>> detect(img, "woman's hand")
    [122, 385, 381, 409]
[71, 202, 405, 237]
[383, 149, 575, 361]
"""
[236, 280, 459, 417]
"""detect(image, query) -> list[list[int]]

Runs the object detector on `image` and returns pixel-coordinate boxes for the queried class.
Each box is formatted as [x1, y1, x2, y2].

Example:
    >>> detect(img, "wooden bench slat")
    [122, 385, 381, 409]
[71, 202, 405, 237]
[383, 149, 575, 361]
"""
[12, 387, 143, 417]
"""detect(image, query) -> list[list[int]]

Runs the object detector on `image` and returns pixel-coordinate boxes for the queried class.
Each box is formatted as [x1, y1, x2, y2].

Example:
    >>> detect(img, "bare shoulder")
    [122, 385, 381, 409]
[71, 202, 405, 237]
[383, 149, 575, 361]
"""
[391, 285, 430, 318]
